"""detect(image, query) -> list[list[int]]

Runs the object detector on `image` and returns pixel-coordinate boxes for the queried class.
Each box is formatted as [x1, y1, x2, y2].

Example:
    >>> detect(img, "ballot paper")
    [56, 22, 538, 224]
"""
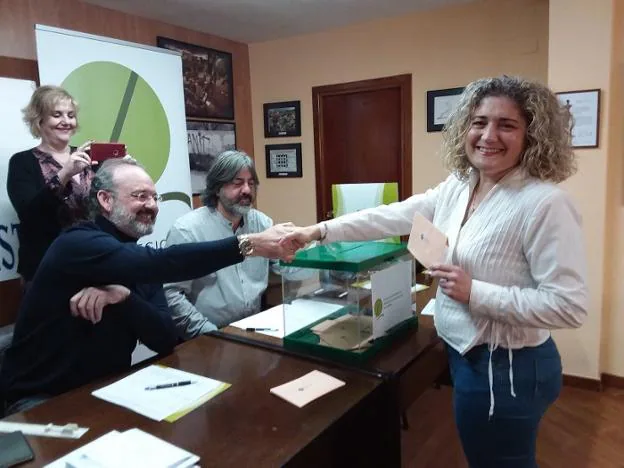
[92, 365, 230, 422]
[407, 212, 448, 268]
[270, 370, 346, 408]
[230, 299, 343, 338]
[45, 428, 199, 468]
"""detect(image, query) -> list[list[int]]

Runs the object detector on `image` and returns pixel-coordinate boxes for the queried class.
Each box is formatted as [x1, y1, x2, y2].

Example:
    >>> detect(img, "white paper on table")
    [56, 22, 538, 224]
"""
[45, 428, 199, 468]
[92, 365, 227, 421]
[230, 299, 343, 338]
[45, 430, 121, 467]
[270, 370, 346, 408]
[229, 304, 285, 337]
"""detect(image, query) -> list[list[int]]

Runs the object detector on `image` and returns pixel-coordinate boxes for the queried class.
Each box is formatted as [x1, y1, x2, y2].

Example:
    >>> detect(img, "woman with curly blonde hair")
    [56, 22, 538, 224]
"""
[284, 75, 588, 467]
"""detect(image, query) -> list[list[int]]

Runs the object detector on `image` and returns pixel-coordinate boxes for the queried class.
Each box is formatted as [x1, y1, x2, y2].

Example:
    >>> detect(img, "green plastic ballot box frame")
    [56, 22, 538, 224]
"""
[280, 241, 417, 364]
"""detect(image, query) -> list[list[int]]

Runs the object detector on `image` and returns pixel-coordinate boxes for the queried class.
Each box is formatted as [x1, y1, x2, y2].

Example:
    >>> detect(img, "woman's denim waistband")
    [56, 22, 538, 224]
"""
[460, 336, 557, 362]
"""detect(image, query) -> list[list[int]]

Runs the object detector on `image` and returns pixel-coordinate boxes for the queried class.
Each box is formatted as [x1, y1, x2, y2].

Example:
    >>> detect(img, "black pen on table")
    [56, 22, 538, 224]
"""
[145, 380, 195, 390]
[246, 327, 278, 332]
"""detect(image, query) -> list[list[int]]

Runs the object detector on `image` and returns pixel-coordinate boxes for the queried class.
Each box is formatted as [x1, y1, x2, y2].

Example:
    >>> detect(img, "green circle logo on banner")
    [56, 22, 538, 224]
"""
[62, 61, 170, 182]
[374, 298, 383, 318]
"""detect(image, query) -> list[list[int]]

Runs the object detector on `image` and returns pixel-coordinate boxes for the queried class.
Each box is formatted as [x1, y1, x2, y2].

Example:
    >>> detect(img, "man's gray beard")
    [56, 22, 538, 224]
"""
[109, 202, 155, 239]
[220, 198, 251, 217]
[230, 203, 251, 216]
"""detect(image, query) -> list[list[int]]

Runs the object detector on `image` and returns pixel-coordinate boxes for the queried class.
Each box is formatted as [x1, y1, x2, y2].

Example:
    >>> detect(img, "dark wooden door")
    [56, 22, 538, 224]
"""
[312, 74, 411, 221]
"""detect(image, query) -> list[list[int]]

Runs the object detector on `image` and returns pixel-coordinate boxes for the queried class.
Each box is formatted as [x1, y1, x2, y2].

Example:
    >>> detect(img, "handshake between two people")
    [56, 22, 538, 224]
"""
[245, 222, 323, 262]
[69, 223, 323, 325]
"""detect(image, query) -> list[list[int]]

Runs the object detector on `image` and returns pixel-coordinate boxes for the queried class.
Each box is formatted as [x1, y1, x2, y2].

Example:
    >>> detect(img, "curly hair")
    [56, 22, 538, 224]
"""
[22, 85, 79, 139]
[441, 76, 576, 183]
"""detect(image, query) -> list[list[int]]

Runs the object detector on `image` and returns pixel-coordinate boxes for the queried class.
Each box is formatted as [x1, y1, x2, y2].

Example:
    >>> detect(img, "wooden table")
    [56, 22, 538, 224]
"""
[6, 335, 399, 467]
[220, 279, 448, 419]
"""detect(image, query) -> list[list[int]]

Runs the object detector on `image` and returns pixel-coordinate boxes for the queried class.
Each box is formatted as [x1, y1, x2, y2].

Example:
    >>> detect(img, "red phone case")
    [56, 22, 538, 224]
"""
[89, 143, 126, 162]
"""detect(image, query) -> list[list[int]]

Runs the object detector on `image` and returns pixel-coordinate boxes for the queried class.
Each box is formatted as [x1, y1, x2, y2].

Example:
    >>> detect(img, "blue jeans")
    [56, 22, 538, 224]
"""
[447, 338, 562, 468]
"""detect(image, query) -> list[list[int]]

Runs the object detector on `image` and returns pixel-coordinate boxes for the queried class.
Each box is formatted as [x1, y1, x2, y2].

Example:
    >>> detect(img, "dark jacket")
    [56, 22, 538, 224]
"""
[7, 148, 87, 281]
[0, 216, 243, 404]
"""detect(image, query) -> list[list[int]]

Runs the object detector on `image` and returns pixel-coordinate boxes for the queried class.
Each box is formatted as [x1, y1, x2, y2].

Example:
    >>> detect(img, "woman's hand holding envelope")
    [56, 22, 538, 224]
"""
[427, 264, 472, 304]
[406, 213, 471, 302]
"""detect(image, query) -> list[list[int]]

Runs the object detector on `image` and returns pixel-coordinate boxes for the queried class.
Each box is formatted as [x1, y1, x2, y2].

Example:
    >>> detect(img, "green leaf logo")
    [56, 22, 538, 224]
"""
[62, 61, 171, 183]
[374, 298, 383, 318]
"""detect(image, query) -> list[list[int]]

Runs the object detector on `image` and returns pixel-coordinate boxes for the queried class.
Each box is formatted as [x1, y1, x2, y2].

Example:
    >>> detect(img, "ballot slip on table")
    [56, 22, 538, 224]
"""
[91, 365, 230, 422]
[270, 370, 346, 408]
[44, 428, 200, 468]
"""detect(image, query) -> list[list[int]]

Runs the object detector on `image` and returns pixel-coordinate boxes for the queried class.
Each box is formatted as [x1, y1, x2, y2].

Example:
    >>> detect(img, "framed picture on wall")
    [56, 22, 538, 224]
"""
[157, 36, 234, 120]
[426, 86, 464, 132]
[187, 120, 236, 194]
[556, 89, 601, 148]
[263, 101, 301, 137]
[265, 143, 302, 178]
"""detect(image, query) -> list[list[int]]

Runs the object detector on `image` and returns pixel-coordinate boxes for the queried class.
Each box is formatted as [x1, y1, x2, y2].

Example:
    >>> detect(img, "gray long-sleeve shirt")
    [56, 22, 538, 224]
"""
[163, 207, 274, 339]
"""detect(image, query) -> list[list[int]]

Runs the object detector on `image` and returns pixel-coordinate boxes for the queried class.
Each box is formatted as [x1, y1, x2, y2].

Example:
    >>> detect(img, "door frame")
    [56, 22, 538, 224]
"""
[311, 74, 412, 222]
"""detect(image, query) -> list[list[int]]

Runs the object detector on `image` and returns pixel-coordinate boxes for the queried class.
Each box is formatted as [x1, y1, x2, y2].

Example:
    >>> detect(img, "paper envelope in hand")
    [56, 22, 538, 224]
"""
[407, 212, 448, 268]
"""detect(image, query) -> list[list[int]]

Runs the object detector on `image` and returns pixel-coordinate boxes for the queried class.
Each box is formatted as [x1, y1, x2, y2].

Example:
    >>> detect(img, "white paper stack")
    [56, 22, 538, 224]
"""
[92, 365, 230, 421]
[45, 428, 199, 468]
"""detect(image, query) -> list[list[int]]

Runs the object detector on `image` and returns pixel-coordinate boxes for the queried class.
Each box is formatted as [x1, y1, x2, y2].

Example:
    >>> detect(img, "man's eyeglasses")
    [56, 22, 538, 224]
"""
[129, 191, 162, 203]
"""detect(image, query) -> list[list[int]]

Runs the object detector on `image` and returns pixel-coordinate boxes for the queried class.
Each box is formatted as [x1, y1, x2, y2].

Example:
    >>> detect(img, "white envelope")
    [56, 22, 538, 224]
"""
[407, 212, 448, 268]
[270, 370, 345, 408]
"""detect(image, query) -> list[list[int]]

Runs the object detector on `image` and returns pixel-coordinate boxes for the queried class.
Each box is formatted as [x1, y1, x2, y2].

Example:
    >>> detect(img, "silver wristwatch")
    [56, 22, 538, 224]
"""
[237, 234, 254, 257]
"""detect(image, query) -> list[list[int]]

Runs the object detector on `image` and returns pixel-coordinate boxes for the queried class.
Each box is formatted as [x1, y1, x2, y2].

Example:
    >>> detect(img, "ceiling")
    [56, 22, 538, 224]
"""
[82, 0, 475, 43]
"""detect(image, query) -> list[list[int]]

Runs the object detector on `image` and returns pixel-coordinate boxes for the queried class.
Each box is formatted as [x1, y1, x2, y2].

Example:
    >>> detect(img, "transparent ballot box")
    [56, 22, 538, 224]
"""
[281, 241, 416, 363]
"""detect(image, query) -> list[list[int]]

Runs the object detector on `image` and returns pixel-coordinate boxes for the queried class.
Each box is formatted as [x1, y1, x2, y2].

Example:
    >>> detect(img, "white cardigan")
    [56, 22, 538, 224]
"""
[324, 167, 588, 354]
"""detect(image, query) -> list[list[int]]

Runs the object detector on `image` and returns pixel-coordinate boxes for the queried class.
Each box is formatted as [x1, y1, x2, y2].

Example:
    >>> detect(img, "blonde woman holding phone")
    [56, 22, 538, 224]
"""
[7, 85, 95, 286]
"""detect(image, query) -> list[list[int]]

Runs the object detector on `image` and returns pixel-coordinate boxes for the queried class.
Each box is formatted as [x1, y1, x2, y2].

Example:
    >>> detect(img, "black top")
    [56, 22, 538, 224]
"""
[6, 148, 91, 281]
[0, 216, 244, 403]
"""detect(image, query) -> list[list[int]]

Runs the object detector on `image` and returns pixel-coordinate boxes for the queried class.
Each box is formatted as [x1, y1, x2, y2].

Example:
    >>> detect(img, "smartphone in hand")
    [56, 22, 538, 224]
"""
[89, 142, 127, 162]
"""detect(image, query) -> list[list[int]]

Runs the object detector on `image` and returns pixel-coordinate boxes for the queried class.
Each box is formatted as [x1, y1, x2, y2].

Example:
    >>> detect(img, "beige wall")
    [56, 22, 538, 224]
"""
[250, 0, 549, 227]
[251, 0, 624, 380]
[547, 0, 616, 380]
[548, 0, 624, 380]
[604, 0, 624, 380]
[574, 0, 624, 379]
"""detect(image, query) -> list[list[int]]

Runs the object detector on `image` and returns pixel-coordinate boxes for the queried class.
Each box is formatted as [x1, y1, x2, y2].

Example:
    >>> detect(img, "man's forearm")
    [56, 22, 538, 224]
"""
[124, 292, 177, 354]
[165, 286, 217, 339]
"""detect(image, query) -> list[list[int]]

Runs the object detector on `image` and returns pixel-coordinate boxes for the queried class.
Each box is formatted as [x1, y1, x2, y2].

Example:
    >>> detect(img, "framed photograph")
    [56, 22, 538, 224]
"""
[556, 89, 601, 148]
[426, 87, 465, 132]
[265, 143, 302, 178]
[157, 36, 234, 120]
[187, 121, 236, 194]
[263, 101, 301, 137]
